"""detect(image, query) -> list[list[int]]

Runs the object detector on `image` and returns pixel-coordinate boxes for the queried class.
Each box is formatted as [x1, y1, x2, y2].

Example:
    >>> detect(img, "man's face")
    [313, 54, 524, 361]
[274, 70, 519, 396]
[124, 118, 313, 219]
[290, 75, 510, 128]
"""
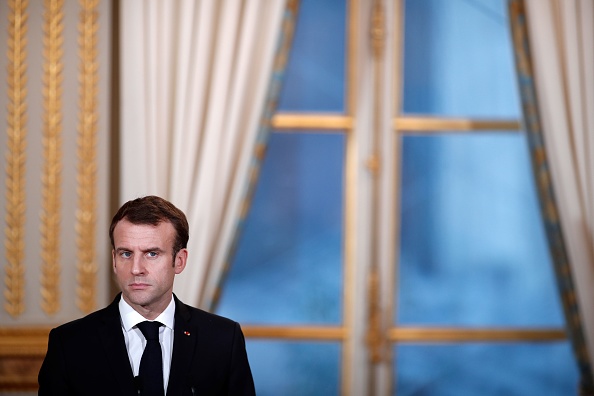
[112, 219, 187, 319]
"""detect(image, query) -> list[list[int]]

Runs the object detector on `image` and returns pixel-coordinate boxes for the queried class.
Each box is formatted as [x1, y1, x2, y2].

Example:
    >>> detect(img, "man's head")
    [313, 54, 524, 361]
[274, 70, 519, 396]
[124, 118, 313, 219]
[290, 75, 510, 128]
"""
[110, 196, 189, 319]
[109, 195, 189, 258]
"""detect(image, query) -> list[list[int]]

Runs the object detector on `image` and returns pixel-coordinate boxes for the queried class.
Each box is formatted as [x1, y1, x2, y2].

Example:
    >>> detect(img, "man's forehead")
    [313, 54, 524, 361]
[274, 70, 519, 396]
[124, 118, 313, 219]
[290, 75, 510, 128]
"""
[113, 220, 175, 245]
[114, 218, 174, 230]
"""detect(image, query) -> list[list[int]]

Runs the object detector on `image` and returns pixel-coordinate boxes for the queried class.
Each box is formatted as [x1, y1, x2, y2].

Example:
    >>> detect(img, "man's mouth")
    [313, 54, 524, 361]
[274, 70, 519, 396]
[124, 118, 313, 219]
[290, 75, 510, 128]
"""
[129, 283, 150, 290]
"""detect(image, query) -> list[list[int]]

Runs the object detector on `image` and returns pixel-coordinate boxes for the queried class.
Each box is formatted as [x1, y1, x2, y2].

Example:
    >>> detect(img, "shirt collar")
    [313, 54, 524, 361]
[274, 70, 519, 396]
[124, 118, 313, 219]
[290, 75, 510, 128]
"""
[118, 295, 176, 332]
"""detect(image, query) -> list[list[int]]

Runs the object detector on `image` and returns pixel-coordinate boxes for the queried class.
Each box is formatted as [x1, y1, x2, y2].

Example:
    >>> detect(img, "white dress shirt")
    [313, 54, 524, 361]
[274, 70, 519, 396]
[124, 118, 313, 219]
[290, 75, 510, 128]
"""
[119, 295, 175, 392]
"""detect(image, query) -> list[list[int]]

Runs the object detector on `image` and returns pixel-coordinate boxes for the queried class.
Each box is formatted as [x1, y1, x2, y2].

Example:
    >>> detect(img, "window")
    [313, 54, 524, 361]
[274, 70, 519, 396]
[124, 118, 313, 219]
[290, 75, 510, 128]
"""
[217, 1, 578, 394]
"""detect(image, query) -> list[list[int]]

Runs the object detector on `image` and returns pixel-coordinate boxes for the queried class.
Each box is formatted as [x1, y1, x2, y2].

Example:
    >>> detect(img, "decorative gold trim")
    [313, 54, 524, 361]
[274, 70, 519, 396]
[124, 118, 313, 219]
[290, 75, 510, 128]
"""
[271, 113, 352, 130]
[76, 0, 99, 314]
[0, 327, 50, 356]
[271, 114, 521, 133]
[370, 0, 385, 59]
[366, 266, 383, 363]
[0, 327, 49, 391]
[40, 0, 64, 316]
[395, 117, 521, 132]
[366, 0, 386, 372]
[0, 356, 43, 391]
[388, 327, 567, 343]
[4, 0, 29, 318]
[242, 325, 347, 340]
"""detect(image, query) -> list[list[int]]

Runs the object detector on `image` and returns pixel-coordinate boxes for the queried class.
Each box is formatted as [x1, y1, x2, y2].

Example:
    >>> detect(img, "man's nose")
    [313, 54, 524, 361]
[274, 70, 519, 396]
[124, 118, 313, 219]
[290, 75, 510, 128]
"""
[130, 256, 146, 274]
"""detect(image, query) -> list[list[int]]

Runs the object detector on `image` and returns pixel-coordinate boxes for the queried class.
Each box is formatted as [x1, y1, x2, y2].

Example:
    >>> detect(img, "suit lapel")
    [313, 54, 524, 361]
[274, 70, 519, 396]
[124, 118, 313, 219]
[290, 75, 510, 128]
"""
[97, 294, 137, 394]
[167, 296, 198, 396]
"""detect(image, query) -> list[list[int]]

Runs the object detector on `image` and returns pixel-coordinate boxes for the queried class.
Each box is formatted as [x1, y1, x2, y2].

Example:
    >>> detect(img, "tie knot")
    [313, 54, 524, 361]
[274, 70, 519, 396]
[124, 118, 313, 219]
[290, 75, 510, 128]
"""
[137, 321, 162, 341]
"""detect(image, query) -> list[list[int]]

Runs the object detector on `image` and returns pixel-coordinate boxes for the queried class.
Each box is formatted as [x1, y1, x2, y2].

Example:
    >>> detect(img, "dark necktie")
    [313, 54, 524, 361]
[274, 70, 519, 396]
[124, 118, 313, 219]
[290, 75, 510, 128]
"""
[137, 321, 165, 396]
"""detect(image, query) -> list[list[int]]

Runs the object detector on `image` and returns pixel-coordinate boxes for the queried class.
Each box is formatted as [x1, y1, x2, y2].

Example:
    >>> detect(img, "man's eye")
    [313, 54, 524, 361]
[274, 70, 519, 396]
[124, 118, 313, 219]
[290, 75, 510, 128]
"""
[147, 252, 158, 258]
[120, 251, 132, 258]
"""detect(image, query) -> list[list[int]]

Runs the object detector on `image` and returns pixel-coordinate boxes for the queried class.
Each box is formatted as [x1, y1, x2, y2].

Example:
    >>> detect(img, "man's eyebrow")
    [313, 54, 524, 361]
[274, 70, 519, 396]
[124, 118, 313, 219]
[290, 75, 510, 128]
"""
[141, 247, 165, 253]
[114, 246, 165, 253]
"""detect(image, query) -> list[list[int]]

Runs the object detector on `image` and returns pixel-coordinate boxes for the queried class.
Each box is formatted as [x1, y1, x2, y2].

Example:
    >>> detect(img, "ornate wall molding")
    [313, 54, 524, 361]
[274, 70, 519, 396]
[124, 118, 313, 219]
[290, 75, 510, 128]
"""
[40, 0, 64, 315]
[4, 0, 28, 318]
[76, 0, 100, 314]
[1, 0, 110, 390]
[0, 327, 49, 391]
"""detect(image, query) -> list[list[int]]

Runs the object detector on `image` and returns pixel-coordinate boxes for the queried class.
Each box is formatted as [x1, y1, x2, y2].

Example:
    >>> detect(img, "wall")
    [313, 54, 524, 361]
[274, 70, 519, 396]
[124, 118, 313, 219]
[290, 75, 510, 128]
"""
[0, 0, 113, 391]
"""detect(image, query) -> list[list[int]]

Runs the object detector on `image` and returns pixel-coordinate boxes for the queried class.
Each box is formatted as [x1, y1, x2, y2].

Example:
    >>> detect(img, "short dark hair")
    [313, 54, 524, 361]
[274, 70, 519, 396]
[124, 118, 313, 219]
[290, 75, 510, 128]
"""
[109, 195, 189, 255]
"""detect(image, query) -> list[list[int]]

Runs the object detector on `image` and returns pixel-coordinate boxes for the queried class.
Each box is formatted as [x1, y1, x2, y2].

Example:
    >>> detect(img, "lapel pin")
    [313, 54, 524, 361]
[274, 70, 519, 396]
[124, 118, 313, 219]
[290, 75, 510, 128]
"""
[183, 331, 191, 336]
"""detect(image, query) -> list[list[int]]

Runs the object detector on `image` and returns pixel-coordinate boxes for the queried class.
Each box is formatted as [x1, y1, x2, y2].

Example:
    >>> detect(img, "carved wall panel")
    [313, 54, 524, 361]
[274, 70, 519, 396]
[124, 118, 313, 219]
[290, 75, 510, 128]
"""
[0, 0, 112, 391]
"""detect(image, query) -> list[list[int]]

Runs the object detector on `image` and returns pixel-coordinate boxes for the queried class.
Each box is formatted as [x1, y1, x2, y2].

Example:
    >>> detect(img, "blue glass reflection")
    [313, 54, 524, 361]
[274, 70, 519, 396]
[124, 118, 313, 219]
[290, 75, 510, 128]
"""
[398, 133, 563, 326]
[217, 132, 345, 325]
[247, 341, 341, 396]
[277, 0, 346, 112]
[403, 0, 520, 117]
[395, 343, 578, 395]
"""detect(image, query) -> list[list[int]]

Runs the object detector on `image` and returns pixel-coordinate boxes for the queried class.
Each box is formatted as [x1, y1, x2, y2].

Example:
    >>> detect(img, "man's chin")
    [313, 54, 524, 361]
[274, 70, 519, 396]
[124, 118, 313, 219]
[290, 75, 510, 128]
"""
[123, 290, 151, 306]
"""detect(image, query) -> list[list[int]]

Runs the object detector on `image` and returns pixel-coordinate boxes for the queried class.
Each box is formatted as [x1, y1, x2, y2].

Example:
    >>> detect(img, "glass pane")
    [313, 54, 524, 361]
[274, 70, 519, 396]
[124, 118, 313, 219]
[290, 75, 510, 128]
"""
[398, 133, 563, 327]
[402, 0, 519, 117]
[248, 341, 341, 396]
[394, 342, 578, 395]
[277, 0, 346, 112]
[217, 132, 345, 325]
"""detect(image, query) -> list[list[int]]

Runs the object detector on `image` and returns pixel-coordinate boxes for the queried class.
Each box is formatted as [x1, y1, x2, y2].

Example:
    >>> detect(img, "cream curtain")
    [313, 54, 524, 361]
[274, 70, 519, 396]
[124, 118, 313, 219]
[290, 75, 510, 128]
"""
[512, 0, 594, 388]
[119, 0, 288, 308]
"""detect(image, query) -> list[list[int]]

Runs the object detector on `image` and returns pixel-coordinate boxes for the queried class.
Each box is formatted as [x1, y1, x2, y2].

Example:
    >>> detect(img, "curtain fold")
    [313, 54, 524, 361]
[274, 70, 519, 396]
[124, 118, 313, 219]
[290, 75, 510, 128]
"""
[509, 0, 594, 391]
[119, 0, 297, 308]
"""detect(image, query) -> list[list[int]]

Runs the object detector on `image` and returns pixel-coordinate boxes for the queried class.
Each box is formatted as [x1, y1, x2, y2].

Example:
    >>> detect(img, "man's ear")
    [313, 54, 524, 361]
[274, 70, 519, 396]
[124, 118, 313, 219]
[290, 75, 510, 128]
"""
[174, 248, 188, 274]
[112, 250, 117, 273]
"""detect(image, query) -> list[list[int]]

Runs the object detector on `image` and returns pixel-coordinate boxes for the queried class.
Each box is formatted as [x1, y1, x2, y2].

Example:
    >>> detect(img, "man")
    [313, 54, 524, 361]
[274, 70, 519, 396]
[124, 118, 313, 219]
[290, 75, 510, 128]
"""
[38, 196, 255, 395]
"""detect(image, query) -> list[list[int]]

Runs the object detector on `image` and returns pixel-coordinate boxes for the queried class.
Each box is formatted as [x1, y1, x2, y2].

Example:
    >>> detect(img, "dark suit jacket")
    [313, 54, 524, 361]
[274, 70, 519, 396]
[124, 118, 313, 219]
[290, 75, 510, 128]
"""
[38, 294, 255, 396]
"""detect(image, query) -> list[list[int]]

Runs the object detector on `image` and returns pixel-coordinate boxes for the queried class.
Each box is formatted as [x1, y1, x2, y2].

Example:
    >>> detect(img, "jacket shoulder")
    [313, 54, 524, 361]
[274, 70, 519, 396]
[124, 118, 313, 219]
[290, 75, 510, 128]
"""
[50, 300, 118, 337]
[178, 301, 238, 327]
[174, 299, 244, 342]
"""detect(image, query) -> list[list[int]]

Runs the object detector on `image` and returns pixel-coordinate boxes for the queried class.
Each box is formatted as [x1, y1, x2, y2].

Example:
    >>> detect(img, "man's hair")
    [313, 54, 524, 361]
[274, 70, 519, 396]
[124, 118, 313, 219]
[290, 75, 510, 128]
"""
[109, 195, 189, 255]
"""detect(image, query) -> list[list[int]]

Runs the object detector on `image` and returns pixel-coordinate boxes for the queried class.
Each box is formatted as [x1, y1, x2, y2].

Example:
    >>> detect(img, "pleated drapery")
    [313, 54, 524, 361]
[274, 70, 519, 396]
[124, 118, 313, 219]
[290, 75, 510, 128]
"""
[509, 0, 594, 391]
[119, 0, 297, 308]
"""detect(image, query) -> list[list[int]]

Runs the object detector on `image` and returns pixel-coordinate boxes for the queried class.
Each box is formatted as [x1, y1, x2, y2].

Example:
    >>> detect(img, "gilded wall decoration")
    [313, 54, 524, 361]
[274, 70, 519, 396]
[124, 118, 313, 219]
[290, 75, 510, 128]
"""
[1, 0, 108, 390]
[76, 0, 99, 314]
[4, 0, 28, 318]
[40, 0, 64, 315]
[366, 0, 386, 366]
